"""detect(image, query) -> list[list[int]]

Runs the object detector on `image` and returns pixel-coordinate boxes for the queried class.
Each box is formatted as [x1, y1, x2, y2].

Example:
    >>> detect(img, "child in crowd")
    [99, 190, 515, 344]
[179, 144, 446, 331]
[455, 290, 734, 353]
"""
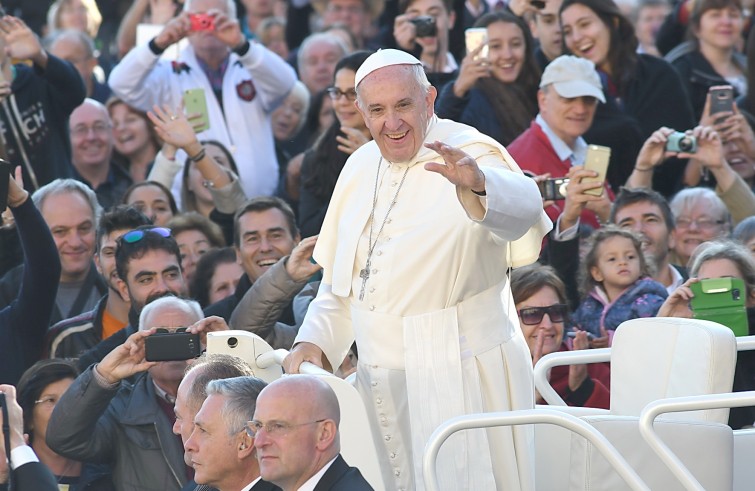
[571, 226, 668, 347]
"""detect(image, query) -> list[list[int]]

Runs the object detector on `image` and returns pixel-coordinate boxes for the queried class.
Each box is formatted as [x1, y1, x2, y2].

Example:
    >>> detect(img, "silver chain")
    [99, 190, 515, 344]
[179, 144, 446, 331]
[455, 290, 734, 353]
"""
[359, 157, 410, 300]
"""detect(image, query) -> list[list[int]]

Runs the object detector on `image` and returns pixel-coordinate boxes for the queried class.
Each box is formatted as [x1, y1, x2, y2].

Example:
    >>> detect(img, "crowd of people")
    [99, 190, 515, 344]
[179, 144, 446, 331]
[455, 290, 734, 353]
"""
[0, 0, 755, 488]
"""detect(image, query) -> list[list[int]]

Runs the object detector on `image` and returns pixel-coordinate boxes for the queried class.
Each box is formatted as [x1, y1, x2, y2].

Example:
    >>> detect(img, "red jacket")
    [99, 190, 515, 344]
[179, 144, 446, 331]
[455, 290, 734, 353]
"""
[508, 121, 614, 230]
[539, 342, 611, 409]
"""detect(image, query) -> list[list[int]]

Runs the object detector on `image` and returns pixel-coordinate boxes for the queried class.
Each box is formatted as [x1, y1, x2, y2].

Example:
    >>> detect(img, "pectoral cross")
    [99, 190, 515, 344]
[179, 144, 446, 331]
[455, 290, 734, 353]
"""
[358, 261, 371, 301]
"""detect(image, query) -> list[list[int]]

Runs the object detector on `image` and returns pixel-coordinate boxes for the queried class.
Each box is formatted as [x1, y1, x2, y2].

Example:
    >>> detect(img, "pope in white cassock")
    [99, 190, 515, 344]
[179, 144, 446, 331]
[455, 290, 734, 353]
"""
[284, 49, 552, 491]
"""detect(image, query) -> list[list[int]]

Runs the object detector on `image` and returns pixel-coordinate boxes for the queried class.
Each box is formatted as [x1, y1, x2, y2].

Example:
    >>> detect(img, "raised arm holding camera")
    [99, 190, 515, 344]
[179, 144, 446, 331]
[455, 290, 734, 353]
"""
[46, 296, 226, 491]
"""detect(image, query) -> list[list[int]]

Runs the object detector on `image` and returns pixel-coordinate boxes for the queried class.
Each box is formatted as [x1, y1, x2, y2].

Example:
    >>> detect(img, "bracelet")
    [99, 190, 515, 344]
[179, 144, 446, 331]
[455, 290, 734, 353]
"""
[233, 39, 251, 56]
[633, 167, 654, 172]
[471, 188, 486, 196]
[188, 148, 206, 163]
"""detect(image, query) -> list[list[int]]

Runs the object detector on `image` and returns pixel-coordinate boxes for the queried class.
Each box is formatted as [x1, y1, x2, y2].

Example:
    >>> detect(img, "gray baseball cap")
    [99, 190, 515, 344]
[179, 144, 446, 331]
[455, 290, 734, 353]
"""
[539, 55, 606, 103]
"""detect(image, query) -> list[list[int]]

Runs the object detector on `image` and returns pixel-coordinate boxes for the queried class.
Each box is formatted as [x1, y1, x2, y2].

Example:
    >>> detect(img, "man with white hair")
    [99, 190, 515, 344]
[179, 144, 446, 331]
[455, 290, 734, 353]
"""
[47, 296, 212, 491]
[285, 49, 550, 490]
[108, 0, 296, 200]
[296, 33, 348, 96]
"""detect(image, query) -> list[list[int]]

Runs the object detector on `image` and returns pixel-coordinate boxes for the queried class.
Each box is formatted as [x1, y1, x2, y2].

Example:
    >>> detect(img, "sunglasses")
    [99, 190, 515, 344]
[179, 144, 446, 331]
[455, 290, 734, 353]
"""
[120, 227, 171, 244]
[154, 327, 188, 334]
[517, 304, 568, 325]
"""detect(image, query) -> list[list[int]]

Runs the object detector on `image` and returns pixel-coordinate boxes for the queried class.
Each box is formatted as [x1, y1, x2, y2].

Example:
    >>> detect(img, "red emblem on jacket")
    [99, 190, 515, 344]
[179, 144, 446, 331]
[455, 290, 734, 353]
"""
[236, 79, 256, 102]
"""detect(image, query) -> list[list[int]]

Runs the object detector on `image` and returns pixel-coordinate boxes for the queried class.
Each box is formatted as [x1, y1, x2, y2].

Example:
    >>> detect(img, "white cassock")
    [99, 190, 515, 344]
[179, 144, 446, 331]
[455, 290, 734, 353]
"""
[295, 116, 552, 491]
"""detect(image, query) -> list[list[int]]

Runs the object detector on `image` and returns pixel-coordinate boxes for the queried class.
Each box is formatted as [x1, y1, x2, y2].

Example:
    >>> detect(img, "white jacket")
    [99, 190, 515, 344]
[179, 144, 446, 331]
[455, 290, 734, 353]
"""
[109, 41, 296, 200]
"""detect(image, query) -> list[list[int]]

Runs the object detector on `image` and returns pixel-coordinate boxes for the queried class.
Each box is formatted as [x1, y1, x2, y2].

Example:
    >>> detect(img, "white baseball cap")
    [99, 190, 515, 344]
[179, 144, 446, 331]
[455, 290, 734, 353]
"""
[539, 55, 605, 103]
[354, 49, 423, 87]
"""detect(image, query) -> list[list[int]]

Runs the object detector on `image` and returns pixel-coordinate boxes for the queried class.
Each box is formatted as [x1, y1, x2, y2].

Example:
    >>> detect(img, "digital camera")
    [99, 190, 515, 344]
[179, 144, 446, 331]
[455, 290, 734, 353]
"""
[410, 16, 437, 38]
[665, 132, 697, 153]
[537, 177, 569, 201]
[189, 13, 215, 32]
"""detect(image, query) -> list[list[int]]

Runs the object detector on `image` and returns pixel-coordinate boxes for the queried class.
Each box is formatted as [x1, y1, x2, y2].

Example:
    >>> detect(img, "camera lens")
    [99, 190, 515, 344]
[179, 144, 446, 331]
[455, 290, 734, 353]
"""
[679, 137, 693, 152]
[227, 337, 238, 348]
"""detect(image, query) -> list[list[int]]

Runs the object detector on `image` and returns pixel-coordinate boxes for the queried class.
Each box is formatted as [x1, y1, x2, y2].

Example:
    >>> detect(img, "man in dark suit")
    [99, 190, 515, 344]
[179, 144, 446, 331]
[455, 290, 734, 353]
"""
[251, 375, 373, 491]
[0, 385, 57, 491]
[184, 376, 280, 491]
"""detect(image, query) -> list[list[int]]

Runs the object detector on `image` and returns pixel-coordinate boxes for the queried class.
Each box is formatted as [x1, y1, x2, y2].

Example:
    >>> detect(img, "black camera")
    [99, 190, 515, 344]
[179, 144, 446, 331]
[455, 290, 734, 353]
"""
[410, 16, 437, 38]
[145, 331, 201, 362]
[537, 177, 569, 201]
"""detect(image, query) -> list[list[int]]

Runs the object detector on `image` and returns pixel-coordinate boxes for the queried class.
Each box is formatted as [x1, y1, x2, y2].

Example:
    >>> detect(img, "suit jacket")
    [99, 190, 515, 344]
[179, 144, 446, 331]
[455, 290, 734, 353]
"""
[180, 478, 279, 491]
[1, 461, 59, 491]
[313, 455, 373, 491]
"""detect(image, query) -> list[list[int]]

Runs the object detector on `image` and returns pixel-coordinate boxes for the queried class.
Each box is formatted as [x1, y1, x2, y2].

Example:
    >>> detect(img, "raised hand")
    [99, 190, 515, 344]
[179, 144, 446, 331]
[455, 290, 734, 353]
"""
[424, 141, 486, 192]
[336, 126, 370, 155]
[0, 16, 45, 66]
[188, 315, 230, 349]
[154, 11, 191, 50]
[285, 235, 322, 282]
[96, 329, 158, 384]
[210, 9, 245, 49]
[148, 104, 200, 150]
[453, 44, 490, 98]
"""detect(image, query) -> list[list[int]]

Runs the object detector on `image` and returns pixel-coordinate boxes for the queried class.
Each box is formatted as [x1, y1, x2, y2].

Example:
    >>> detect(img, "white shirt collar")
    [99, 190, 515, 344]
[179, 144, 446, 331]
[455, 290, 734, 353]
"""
[296, 456, 338, 491]
[666, 264, 685, 295]
[240, 476, 262, 491]
[535, 114, 588, 166]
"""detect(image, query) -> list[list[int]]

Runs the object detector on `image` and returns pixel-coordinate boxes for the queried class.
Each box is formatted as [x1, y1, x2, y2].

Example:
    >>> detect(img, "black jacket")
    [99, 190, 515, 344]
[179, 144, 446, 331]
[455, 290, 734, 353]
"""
[1, 54, 86, 190]
[312, 454, 374, 491]
[0, 198, 60, 385]
[0, 460, 58, 491]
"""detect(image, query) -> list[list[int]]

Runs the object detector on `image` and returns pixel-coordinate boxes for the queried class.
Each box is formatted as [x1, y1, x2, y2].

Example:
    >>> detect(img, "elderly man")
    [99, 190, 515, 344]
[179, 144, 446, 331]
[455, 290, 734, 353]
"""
[0, 179, 106, 326]
[46, 29, 111, 103]
[284, 49, 550, 490]
[508, 55, 607, 228]
[172, 355, 270, 491]
[109, 0, 296, 201]
[296, 33, 347, 96]
[251, 375, 371, 490]
[47, 296, 218, 491]
[70, 99, 133, 210]
[184, 376, 276, 491]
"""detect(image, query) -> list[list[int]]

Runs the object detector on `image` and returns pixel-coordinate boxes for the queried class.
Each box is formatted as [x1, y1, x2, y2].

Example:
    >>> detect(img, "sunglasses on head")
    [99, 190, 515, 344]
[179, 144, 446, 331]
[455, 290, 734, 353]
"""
[120, 227, 172, 244]
[517, 304, 568, 325]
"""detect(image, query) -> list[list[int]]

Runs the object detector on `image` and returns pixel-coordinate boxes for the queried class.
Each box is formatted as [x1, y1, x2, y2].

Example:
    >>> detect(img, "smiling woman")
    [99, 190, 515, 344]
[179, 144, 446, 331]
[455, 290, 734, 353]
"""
[436, 11, 541, 146]
[107, 98, 161, 183]
[559, 0, 696, 196]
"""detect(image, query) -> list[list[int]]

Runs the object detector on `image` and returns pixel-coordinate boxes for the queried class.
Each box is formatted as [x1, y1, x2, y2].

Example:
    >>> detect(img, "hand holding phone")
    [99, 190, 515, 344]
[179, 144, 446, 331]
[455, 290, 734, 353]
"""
[183, 88, 210, 133]
[465, 28, 488, 60]
[145, 331, 202, 361]
[709, 86, 734, 116]
[581, 144, 610, 197]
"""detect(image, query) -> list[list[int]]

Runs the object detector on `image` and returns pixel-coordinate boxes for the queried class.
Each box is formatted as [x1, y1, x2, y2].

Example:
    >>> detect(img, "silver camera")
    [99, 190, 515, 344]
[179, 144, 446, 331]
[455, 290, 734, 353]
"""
[665, 132, 697, 153]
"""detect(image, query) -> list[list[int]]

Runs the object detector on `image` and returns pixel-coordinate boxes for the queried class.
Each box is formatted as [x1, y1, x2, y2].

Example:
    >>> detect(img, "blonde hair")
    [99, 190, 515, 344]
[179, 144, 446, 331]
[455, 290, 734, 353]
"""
[47, 0, 102, 38]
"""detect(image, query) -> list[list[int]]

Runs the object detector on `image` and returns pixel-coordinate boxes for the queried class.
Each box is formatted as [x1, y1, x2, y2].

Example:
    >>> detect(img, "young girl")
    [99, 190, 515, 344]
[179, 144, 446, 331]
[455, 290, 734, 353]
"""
[571, 226, 668, 347]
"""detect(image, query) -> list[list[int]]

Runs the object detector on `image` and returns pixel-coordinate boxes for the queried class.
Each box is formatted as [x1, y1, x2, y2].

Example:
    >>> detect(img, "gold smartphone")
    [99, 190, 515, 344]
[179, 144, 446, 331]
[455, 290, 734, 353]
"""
[183, 88, 210, 132]
[465, 28, 488, 60]
[581, 144, 611, 197]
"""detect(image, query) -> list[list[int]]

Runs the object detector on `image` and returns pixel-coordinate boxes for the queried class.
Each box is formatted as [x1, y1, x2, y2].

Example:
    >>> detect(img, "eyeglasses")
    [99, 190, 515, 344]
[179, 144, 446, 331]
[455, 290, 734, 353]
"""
[34, 396, 60, 407]
[326, 87, 358, 102]
[70, 122, 112, 138]
[675, 217, 725, 231]
[245, 419, 326, 438]
[119, 227, 172, 245]
[154, 327, 188, 334]
[517, 304, 568, 325]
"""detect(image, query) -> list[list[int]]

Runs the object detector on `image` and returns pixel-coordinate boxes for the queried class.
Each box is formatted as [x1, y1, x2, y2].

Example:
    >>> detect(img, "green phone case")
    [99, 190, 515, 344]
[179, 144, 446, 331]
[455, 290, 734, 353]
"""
[690, 278, 749, 336]
[183, 88, 210, 132]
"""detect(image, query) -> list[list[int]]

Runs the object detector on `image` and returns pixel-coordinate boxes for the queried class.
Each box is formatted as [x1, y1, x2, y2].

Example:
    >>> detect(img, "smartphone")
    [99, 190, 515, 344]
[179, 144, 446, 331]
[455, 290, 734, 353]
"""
[183, 88, 210, 133]
[188, 13, 215, 32]
[465, 28, 488, 60]
[537, 177, 569, 201]
[145, 331, 202, 362]
[690, 278, 749, 337]
[0, 160, 11, 212]
[581, 144, 611, 197]
[709, 86, 734, 115]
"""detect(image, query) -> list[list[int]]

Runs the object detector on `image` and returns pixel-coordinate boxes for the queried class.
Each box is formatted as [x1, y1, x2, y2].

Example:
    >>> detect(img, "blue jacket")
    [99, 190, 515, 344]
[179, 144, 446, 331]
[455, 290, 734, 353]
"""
[571, 277, 668, 338]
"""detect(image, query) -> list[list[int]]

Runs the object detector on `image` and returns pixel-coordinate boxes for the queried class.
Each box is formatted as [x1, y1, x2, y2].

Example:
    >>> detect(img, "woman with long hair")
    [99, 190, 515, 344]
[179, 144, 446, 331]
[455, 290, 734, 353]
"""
[297, 50, 374, 237]
[107, 98, 160, 183]
[436, 11, 541, 146]
[559, 0, 696, 196]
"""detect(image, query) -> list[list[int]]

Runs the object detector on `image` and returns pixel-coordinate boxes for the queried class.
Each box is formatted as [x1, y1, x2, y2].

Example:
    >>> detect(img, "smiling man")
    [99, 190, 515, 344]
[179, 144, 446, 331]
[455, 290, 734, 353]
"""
[0, 179, 107, 326]
[508, 55, 606, 227]
[204, 197, 299, 325]
[284, 49, 550, 490]
[69, 99, 133, 210]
